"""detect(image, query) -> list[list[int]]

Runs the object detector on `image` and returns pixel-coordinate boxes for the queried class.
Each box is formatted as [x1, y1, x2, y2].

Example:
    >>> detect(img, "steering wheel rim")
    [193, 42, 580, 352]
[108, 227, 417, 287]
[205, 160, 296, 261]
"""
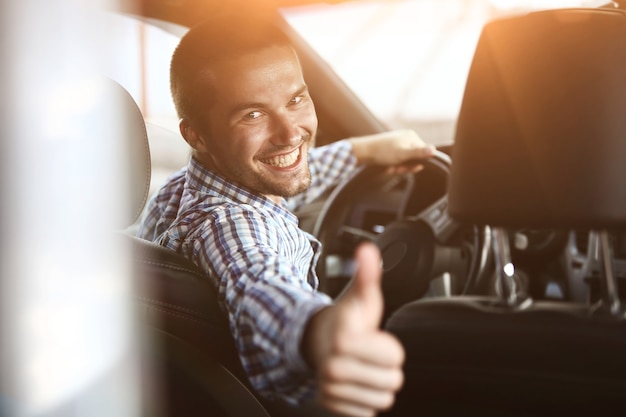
[313, 150, 489, 316]
[314, 150, 452, 233]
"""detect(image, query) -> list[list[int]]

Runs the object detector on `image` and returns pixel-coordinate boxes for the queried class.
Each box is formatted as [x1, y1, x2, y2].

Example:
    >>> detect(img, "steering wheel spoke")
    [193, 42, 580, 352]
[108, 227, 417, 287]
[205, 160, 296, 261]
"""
[413, 195, 459, 245]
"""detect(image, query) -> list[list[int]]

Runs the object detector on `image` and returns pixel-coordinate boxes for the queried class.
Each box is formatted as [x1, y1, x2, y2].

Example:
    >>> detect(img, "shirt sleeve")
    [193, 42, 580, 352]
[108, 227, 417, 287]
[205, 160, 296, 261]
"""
[186, 205, 333, 405]
[136, 194, 161, 241]
[136, 168, 187, 241]
[287, 139, 357, 212]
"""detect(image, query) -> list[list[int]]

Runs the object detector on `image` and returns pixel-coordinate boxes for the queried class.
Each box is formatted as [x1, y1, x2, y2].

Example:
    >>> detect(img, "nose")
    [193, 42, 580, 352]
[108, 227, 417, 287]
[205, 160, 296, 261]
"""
[271, 111, 301, 146]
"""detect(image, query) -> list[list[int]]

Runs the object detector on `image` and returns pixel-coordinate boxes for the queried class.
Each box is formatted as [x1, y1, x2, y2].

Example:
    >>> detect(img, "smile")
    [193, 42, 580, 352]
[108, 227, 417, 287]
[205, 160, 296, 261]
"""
[259, 147, 301, 168]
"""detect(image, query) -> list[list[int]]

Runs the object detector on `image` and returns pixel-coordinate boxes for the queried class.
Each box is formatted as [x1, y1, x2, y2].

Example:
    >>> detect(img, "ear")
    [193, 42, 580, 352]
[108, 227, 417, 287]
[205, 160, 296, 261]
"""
[179, 119, 210, 153]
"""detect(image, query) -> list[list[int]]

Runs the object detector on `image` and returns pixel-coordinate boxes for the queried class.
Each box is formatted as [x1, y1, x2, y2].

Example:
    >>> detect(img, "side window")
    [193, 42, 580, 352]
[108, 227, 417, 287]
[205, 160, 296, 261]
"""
[98, 12, 190, 196]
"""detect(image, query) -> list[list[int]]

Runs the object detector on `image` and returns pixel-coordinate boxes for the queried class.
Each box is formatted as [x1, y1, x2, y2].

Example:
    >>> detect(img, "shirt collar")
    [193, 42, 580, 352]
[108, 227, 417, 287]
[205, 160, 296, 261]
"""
[185, 157, 297, 223]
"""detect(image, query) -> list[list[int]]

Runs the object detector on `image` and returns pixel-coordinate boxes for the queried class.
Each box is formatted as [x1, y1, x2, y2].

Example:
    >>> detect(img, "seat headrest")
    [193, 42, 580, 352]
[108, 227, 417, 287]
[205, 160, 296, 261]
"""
[96, 78, 151, 228]
[448, 8, 626, 230]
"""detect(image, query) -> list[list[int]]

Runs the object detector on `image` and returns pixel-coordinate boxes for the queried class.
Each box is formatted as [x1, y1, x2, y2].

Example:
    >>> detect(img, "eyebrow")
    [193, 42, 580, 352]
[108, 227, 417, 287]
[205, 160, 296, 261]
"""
[291, 85, 309, 99]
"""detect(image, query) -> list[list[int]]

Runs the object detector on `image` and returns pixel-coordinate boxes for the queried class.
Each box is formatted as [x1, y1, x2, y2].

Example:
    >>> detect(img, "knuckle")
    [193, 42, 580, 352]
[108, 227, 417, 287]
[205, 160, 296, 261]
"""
[332, 334, 351, 355]
[321, 357, 344, 381]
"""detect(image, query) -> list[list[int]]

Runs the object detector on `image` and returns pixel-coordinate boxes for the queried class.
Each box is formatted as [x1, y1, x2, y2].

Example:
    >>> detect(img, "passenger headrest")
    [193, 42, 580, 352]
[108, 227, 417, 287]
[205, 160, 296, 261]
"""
[448, 8, 626, 230]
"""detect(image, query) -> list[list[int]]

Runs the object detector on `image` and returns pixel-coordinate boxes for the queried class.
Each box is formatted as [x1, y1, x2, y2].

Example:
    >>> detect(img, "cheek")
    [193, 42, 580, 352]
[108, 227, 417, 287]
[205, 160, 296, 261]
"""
[207, 119, 262, 161]
[300, 103, 318, 132]
[226, 129, 266, 160]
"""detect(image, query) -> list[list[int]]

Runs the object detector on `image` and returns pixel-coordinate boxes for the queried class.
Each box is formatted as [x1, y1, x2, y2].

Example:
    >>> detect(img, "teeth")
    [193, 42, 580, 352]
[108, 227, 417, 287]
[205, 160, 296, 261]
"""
[261, 147, 300, 168]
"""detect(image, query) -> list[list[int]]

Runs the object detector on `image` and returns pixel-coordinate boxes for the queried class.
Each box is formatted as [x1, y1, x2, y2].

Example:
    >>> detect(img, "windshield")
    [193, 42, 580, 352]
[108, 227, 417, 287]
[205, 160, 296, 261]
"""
[282, 0, 606, 146]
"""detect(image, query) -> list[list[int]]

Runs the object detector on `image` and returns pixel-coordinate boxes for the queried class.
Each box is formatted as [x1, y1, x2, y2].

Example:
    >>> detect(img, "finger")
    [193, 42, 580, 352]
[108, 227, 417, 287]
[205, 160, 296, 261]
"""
[407, 143, 436, 159]
[318, 399, 376, 417]
[350, 242, 383, 303]
[386, 163, 424, 176]
[338, 242, 384, 329]
[319, 382, 397, 412]
[334, 332, 405, 367]
[321, 356, 404, 391]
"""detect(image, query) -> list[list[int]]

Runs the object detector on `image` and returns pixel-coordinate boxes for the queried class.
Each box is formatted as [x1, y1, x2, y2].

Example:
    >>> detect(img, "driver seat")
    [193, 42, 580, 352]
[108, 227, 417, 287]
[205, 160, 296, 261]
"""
[383, 8, 626, 416]
[104, 77, 272, 417]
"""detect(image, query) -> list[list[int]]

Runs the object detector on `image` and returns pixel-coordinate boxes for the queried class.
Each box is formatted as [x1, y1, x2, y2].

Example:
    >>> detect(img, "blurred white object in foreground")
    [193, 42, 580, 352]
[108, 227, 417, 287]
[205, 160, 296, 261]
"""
[0, 1, 141, 416]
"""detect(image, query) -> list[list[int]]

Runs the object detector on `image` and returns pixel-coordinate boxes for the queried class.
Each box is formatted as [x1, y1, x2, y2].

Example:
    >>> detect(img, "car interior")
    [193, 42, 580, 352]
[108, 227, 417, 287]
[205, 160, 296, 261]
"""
[100, 1, 626, 416]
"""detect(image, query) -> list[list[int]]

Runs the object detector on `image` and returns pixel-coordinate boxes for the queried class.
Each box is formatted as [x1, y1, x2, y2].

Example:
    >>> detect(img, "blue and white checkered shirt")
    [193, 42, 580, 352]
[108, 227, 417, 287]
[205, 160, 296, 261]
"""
[137, 140, 357, 404]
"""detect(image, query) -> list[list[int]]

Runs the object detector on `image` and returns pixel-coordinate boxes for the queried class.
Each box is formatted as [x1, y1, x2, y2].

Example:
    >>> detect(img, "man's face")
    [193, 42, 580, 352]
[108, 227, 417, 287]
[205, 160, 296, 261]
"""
[195, 45, 318, 202]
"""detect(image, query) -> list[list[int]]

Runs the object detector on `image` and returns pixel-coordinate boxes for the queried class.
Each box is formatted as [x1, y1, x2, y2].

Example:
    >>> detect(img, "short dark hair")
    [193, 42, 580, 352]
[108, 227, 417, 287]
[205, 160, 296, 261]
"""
[170, 12, 293, 128]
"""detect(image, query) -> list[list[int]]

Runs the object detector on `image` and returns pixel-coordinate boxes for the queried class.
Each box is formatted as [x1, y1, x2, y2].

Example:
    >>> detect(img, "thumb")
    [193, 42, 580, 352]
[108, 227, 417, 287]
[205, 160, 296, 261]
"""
[338, 242, 384, 330]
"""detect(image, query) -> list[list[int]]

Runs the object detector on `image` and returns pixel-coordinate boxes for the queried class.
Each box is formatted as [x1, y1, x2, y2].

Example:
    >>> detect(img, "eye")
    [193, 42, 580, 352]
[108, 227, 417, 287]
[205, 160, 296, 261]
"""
[289, 95, 304, 106]
[245, 111, 263, 120]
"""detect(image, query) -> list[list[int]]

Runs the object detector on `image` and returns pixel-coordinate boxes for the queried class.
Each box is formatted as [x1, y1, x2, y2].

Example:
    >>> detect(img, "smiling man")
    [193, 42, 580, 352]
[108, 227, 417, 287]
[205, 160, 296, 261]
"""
[138, 12, 434, 417]
[178, 41, 316, 202]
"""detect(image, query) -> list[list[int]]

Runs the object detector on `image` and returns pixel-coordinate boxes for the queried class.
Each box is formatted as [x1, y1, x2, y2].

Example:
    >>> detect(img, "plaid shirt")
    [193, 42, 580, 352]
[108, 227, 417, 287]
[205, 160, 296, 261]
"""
[137, 140, 357, 404]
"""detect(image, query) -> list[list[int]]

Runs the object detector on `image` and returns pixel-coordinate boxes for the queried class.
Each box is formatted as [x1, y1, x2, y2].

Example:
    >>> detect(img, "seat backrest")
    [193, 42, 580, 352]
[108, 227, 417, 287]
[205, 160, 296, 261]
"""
[448, 8, 626, 230]
[129, 235, 272, 417]
[129, 235, 243, 374]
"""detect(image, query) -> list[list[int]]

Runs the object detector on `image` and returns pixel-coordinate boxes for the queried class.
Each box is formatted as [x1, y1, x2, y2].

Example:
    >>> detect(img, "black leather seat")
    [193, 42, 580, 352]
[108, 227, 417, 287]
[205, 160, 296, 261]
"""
[129, 235, 270, 417]
[384, 297, 626, 416]
[130, 236, 238, 369]
[383, 8, 626, 416]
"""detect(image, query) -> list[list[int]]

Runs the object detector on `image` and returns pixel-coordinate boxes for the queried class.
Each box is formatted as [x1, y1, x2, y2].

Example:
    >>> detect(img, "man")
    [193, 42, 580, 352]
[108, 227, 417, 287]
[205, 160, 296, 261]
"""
[138, 13, 434, 417]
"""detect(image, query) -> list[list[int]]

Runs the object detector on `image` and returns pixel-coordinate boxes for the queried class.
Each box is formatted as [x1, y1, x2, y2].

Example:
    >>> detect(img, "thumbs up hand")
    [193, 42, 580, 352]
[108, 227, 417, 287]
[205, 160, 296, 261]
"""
[303, 242, 405, 417]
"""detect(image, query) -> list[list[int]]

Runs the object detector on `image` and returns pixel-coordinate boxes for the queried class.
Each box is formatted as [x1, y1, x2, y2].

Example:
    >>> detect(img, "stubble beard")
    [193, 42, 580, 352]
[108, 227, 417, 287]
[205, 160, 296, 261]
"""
[249, 135, 314, 198]
[251, 161, 312, 198]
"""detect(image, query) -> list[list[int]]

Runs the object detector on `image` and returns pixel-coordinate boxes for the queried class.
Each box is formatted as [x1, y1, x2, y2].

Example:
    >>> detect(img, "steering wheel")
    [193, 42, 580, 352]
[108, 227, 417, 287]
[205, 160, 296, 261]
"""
[312, 150, 490, 319]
